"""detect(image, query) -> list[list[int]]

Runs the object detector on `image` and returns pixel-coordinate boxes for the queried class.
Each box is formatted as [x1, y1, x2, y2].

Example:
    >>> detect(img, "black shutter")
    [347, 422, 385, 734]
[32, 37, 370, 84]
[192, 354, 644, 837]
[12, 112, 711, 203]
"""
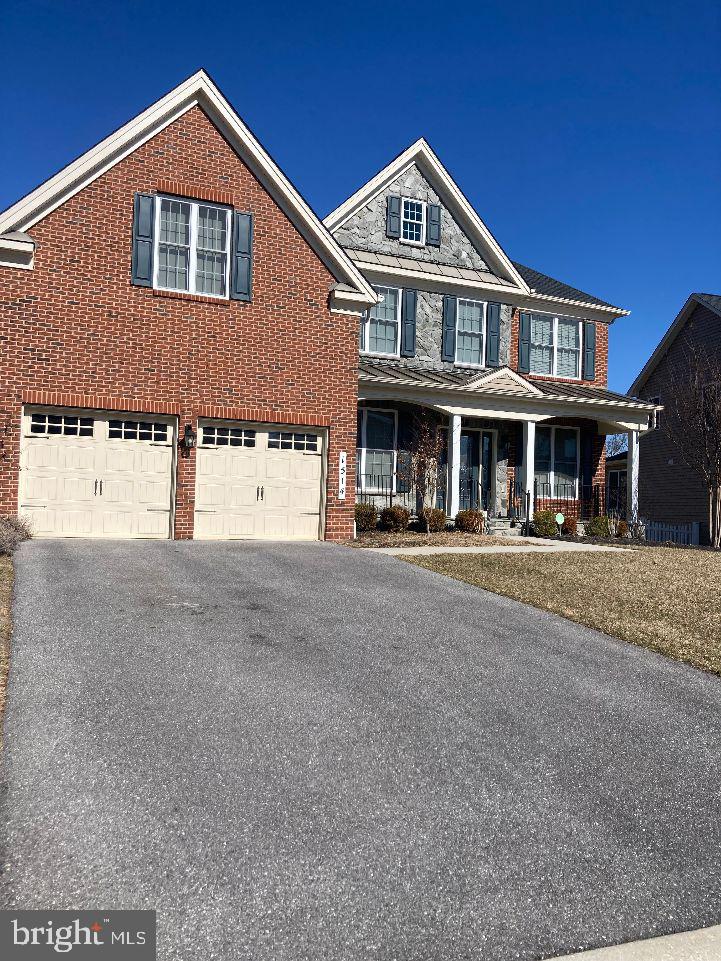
[582, 321, 596, 380]
[386, 195, 401, 238]
[231, 212, 253, 301]
[442, 295, 457, 362]
[131, 193, 155, 287]
[581, 428, 594, 491]
[359, 312, 367, 351]
[400, 288, 417, 357]
[518, 311, 531, 373]
[427, 204, 441, 246]
[486, 302, 501, 367]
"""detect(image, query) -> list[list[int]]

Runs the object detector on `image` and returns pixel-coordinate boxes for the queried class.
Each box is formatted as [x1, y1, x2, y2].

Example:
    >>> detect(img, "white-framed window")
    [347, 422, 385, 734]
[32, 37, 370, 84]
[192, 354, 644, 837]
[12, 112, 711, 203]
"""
[455, 298, 486, 367]
[648, 396, 661, 429]
[268, 431, 318, 452]
[401, 199, 426, 245]
[358, 408, 397, 492]
[154, 195, 231, 298]
[201, 426, 256, 447]
[29, 412, 94, 437]
[108, 419, 168, 442]
[534, 425, 580, 497]
[527, 312, 583, 379]
[361, 286, 401, 357]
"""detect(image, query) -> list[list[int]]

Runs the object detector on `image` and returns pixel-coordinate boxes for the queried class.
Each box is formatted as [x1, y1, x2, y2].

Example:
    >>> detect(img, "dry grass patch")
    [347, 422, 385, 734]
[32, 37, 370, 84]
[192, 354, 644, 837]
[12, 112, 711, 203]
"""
[405, 548, 721, 675]
[347, 531, 532, 549]
[0, 556, 13, 732]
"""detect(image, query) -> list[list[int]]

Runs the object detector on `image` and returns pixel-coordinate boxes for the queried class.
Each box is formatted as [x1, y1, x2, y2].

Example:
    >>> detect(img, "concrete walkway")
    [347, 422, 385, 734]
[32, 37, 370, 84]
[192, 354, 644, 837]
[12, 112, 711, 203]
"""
[370, 538, 631, 556]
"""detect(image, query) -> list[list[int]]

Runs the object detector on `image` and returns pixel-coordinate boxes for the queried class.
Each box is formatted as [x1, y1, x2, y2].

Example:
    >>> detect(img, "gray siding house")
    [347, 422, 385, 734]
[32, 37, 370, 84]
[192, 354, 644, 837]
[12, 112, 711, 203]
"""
[630, 293, 721, 542]
[325, 139, 657, 524]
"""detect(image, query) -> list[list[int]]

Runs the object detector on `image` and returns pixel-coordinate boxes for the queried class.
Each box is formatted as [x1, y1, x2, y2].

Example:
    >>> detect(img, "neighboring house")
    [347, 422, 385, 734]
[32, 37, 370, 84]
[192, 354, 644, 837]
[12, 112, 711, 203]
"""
[605, 451, 628, 515]
[0, 72, 656, 543]
[325, 140, 656, 524]
[630, 292, 721, 543]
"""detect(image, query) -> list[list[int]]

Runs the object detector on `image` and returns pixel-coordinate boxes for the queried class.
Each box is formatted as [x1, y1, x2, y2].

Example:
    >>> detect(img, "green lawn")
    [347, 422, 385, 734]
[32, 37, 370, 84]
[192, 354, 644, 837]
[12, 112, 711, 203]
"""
[405, 548, 721, 675]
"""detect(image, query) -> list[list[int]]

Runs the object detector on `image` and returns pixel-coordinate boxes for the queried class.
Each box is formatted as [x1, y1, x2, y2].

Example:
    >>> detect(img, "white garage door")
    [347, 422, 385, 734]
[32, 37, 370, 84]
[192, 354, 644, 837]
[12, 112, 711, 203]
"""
[19, 409, 174, 538]
[194, 423, 324, 540]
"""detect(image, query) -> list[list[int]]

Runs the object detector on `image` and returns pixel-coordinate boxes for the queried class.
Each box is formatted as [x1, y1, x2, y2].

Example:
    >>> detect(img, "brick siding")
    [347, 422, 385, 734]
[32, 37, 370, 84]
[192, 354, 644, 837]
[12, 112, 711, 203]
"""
[0, 106, 358, 540]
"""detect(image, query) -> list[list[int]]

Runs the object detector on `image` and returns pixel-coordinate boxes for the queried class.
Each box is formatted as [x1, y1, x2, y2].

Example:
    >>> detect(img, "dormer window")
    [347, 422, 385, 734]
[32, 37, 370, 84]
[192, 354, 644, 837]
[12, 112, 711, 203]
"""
[401, 199, 426, 245]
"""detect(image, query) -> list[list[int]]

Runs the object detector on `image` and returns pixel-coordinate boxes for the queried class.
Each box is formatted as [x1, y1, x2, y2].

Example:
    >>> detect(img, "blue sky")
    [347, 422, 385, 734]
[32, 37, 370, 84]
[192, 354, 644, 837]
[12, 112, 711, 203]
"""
[2, 1, 719, 392]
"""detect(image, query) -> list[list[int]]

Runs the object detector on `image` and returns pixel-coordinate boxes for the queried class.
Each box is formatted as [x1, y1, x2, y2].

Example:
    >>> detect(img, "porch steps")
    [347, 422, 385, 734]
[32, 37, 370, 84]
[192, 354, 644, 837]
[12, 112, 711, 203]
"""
[487, 518, 525, 538]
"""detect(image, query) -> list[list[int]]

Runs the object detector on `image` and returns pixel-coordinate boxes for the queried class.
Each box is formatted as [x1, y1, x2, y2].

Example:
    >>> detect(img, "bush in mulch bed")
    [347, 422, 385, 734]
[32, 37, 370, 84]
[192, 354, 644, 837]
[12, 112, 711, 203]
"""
[380, 505, 411, 532]
[0, 515, 32, 556]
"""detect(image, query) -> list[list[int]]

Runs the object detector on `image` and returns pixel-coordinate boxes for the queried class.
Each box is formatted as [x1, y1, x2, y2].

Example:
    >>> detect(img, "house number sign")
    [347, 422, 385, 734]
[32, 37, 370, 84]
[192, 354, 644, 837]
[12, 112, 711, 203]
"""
[338, 451, 347, 500]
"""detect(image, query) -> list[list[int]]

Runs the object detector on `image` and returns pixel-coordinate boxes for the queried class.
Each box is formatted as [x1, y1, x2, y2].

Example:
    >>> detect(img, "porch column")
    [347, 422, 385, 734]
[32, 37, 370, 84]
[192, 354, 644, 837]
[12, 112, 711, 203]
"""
[627, 428, 639, 524]
[447, 413, 462, 517]
[522, 420, 536, 519]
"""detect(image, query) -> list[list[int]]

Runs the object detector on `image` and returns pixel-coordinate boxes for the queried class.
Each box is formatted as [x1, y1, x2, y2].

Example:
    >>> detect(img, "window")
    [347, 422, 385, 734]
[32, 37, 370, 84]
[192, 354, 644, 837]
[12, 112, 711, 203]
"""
[154, 196, 230, 298]
[108, 420, 168, 442]
[648, 396, 661, 429]
[361, 286, 401, 356]
[267, 432, 318, 451]
[202, 426, 256, 447]
[359, 408, 397, 490]
[401, 199, 425, 244]
[526, 312, 582, 379]
[534, 425, 579, 497]
[30, 413, 94, 437]
[456, 299, 486, 367]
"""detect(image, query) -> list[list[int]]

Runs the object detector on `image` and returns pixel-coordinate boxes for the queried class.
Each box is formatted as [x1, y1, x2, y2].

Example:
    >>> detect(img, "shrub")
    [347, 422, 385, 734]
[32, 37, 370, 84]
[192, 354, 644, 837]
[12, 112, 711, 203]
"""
[616, 520, 629, 538]
[0, 514, 32, 556]
[455, 509, 485, 533]
[354, 503, 378, 533]
[561, 516, 578, 537]
[423, 508, 447, 533]
[532, 509, 559, 538]
[584, 515, 611, 538]
[380, 505, 411, 532]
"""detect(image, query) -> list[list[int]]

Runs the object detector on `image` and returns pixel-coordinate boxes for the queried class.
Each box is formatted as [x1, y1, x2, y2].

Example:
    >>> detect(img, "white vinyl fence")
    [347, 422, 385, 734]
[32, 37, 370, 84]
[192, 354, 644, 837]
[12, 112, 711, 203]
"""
[644, 520, 700, 546]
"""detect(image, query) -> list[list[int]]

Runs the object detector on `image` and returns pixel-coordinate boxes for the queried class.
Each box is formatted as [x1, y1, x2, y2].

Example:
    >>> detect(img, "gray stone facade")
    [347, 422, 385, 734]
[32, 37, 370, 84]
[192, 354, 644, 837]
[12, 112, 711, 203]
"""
[334, 163, 489, 271]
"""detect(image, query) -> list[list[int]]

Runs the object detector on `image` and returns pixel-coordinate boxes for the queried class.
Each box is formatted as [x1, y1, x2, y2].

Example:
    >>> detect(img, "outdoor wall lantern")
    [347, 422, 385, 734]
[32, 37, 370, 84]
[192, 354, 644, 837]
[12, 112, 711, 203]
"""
[182, 424, 197, 451]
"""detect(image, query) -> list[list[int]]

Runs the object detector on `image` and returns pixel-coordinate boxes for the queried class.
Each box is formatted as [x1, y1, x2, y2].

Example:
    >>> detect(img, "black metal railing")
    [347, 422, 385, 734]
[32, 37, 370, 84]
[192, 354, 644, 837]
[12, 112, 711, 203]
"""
[356, 450, 446, 514]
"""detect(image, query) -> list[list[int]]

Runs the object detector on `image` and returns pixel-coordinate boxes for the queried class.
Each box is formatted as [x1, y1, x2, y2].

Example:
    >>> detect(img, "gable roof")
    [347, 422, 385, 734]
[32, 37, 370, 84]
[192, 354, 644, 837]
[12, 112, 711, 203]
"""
[0, 69, 376, 310]
[629, 292, 721, 396]
[324, 138, 529, 292]
[512, 262, 622, 312]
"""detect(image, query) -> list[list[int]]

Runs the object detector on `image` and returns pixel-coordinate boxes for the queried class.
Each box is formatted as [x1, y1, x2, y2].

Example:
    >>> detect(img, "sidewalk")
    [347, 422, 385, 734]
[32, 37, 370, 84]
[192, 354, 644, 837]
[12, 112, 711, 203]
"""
[370, 537, 631, 556]
[549, 923, 721, 960]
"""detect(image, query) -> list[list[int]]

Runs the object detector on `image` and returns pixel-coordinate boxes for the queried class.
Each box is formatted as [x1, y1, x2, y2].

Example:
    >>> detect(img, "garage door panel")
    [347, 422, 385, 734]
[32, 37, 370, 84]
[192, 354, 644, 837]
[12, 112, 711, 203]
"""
[227, 482, 258, 509]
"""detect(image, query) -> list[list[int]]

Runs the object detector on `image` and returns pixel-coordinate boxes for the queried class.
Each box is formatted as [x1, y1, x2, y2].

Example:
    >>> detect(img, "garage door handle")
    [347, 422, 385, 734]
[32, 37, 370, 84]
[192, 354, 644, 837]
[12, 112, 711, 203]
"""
[99, 480, 103, 496]
[260, 486, 264, 501]
[94, 479, 98, 496]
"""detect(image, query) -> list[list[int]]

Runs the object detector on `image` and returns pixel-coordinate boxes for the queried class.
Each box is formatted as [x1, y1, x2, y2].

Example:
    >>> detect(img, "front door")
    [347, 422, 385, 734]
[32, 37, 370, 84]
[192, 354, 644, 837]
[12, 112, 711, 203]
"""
[459, 430, 494, 512]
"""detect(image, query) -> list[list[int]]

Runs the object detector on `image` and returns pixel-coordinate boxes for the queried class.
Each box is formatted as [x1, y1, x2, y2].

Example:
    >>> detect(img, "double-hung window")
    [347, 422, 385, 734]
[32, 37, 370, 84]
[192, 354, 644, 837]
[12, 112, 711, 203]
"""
[359, 408, 397, 491]
[534, 426, 579, 497]
[528, 312, 582, 379]
[155, 196, 231, 298]
[455, 299, 486, 367]
[401, 199, 426, 244]
[361, 286, 401, 356]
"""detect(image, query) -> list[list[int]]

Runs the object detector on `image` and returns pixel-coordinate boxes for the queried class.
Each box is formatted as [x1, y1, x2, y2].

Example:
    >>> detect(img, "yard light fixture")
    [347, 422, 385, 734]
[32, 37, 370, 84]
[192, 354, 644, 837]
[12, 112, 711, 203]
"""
[182, 424, 197, 451]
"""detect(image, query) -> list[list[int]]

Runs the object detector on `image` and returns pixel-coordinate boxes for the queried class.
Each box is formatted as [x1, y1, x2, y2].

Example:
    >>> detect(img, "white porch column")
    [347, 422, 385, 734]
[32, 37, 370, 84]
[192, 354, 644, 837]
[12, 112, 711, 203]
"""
[522, 420, 536, 520]
[447, 413, 462, 517]
[627, 428, 640, 523]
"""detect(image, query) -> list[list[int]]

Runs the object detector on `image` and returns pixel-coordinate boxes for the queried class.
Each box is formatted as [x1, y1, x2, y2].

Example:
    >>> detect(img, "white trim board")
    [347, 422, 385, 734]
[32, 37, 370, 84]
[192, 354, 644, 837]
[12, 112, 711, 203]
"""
[324, 138, 529, 292]
[0, 69, 376, 311]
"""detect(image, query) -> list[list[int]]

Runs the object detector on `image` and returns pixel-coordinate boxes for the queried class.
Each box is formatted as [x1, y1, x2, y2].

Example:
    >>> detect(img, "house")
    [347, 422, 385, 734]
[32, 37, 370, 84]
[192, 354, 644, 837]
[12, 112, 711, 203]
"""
[0, 71, 376, 541]
[630, 292, 721, 543]
[325, 140, 656, 525]
[0, 71, 656, 543]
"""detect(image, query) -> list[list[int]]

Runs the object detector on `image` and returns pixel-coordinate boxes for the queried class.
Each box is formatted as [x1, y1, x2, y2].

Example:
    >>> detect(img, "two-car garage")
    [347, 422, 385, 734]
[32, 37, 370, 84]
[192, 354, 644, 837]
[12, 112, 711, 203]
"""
[18, 408, 325, 541]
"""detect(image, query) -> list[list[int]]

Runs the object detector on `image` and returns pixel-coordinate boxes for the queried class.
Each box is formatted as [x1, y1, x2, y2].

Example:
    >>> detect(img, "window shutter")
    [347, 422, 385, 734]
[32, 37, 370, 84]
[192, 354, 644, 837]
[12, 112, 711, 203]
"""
[231, 211, 253, 301]
[442, 295, 457, 362]
[386, 195, 401, 238]
[582, 321, 596, 380]
[581, 428, 594, 490]
[359, 312, 366, 351]
[396, 449, 412, 493]
[131, 193, 155, 287]
[486, 302, 501, 367]
[427, 204, 441, 246]
[400, 288, 417, 357]
[518, 311, 531, 373]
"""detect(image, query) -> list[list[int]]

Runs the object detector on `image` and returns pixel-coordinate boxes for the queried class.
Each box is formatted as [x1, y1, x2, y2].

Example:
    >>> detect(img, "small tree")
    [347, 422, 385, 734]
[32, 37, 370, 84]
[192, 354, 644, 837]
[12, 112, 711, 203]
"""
[406, 409, 446, 534]
[663, 342, 721, 549]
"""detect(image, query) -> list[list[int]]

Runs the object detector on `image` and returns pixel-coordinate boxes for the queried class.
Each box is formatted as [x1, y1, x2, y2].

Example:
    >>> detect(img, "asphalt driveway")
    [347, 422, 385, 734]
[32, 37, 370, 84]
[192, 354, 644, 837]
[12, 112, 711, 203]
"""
[2, 540, 721, 961]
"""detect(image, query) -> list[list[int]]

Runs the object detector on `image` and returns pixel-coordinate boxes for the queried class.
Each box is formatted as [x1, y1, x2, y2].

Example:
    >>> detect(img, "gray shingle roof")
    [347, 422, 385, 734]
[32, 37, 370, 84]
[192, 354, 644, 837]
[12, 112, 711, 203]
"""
[693, 293, 721, 314]
[348, 247, 508, 287]
[512, 262, 621, 311]
[359, 358, 653, 407]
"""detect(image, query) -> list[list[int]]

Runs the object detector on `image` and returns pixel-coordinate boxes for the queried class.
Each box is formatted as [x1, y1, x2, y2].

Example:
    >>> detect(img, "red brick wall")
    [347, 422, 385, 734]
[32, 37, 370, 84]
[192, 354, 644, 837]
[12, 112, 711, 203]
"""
[0, 106, 358, 540]
[509, 308, 609, 387]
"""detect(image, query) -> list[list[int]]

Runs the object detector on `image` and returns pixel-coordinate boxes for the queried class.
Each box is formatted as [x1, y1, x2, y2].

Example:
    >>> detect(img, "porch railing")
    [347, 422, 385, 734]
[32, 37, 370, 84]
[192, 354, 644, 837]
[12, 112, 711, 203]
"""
[356, 449, 446, 513]
[533, 480, 606, 521]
